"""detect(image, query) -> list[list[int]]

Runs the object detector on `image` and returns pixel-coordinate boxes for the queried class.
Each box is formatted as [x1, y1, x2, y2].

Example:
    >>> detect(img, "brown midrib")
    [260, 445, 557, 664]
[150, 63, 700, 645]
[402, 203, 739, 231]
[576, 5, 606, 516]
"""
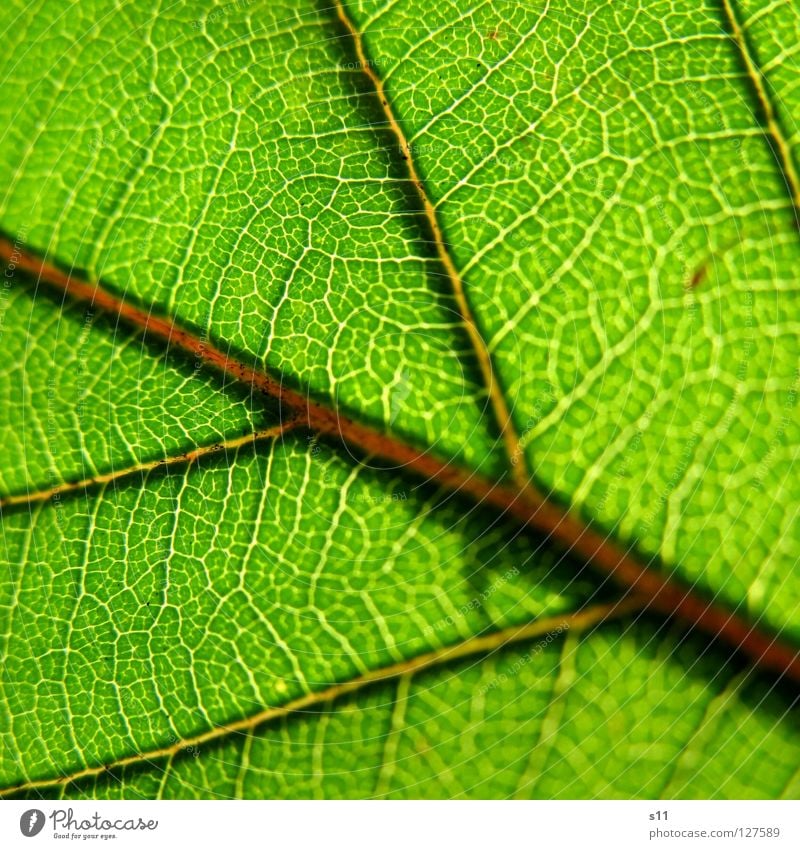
[1, 235, 799, 685]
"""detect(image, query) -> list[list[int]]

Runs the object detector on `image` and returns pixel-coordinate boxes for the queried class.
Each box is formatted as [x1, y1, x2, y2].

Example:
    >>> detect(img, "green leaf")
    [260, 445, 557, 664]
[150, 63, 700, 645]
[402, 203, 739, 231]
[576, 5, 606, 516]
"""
[0, 0, 798, 800]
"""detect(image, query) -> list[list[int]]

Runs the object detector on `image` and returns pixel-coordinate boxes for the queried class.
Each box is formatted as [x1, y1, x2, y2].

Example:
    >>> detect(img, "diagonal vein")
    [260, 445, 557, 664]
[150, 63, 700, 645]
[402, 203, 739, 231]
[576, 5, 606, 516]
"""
[332, 0, 530, 490]
[1, 236, 799, 684]
[0, 422, 298, 509]
[0, 599, 639, 797]
[722, 0, 800, 217]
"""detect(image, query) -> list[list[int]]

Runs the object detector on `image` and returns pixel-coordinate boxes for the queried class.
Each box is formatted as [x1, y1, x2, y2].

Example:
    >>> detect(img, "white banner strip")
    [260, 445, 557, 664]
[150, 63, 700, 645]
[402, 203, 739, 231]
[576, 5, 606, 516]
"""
[1, 800, 797, 848]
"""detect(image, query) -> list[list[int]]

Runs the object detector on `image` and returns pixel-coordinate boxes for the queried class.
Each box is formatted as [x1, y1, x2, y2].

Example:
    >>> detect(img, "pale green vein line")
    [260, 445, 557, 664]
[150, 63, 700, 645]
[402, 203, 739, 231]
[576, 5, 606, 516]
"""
[722, 0, 800, 216]
[0, 600, 639, 797]
[0, 422, 299, 510]
[658, 672, 747, 799]
[373, 672, 412, 797]
[332, 0, 530, 491]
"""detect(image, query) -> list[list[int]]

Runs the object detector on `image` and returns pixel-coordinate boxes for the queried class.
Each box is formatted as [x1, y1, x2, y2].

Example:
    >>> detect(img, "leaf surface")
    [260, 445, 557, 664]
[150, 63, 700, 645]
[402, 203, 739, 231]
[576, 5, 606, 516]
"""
[0, 0, 798, 799]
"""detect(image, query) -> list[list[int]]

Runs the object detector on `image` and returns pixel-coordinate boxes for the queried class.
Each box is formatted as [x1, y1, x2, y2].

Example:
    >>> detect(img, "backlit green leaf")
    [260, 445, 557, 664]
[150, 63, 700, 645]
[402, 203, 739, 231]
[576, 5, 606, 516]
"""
[0, 0, 798, 799]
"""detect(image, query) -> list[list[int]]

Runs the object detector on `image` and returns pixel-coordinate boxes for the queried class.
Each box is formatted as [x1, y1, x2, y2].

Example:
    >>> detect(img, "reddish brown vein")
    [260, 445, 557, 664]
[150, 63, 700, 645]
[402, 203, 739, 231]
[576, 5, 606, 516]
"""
[2, 236, 799, 684]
